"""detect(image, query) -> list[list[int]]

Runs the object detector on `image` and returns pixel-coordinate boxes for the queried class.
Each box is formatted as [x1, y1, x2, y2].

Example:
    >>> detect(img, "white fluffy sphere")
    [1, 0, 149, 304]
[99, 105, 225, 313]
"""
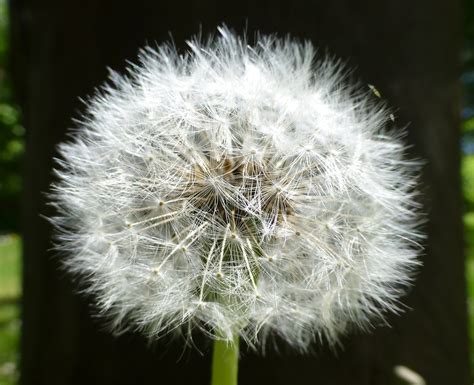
[50, 27, 422, 350]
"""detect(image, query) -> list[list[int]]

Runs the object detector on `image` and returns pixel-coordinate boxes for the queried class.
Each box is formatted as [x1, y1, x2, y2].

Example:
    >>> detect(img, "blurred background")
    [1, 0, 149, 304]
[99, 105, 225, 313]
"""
[0, 0, 471, 384]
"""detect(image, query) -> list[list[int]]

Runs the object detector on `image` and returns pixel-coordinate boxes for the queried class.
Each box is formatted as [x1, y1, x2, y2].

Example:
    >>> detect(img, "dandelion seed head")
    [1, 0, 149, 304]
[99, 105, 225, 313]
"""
[50, 27, 422, 350]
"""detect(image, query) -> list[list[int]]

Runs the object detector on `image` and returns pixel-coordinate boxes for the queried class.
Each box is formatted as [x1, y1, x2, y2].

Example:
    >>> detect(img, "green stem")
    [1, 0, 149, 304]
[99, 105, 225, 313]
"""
[211, 333, 240, 385]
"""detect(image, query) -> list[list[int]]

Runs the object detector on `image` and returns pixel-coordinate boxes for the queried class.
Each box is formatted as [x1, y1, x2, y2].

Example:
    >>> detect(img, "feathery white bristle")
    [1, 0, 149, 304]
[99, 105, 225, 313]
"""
[50, 27, 422, 350]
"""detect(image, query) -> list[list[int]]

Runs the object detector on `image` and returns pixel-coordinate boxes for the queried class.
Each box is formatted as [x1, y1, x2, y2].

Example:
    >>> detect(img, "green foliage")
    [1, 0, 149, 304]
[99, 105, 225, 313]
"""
[463, 156, 474, 212]
[0, 0, 23, 232]
[0, 234, 21, 298]
[0, 235, 21, 385]
[463, 128, 474, 379]
[465, 212, 474, 381]
[0, 2, 21, 379]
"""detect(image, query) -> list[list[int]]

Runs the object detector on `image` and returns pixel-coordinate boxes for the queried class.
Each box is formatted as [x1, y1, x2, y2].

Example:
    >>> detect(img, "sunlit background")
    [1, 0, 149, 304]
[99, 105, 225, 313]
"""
[464, 0, 474, 380]
[0, 1, 472, 384]
[0, 0, 22, 383]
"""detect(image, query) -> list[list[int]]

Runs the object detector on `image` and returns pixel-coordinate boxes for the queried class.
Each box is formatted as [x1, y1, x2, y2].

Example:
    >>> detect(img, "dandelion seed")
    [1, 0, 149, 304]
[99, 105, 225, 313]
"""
[50, 27, 422, 351]
[368, 83, 382, 98]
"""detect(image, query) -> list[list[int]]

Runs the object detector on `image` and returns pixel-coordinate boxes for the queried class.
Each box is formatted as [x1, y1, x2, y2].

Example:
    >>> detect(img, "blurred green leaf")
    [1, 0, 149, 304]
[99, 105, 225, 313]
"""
[0, 0, 23, 232]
